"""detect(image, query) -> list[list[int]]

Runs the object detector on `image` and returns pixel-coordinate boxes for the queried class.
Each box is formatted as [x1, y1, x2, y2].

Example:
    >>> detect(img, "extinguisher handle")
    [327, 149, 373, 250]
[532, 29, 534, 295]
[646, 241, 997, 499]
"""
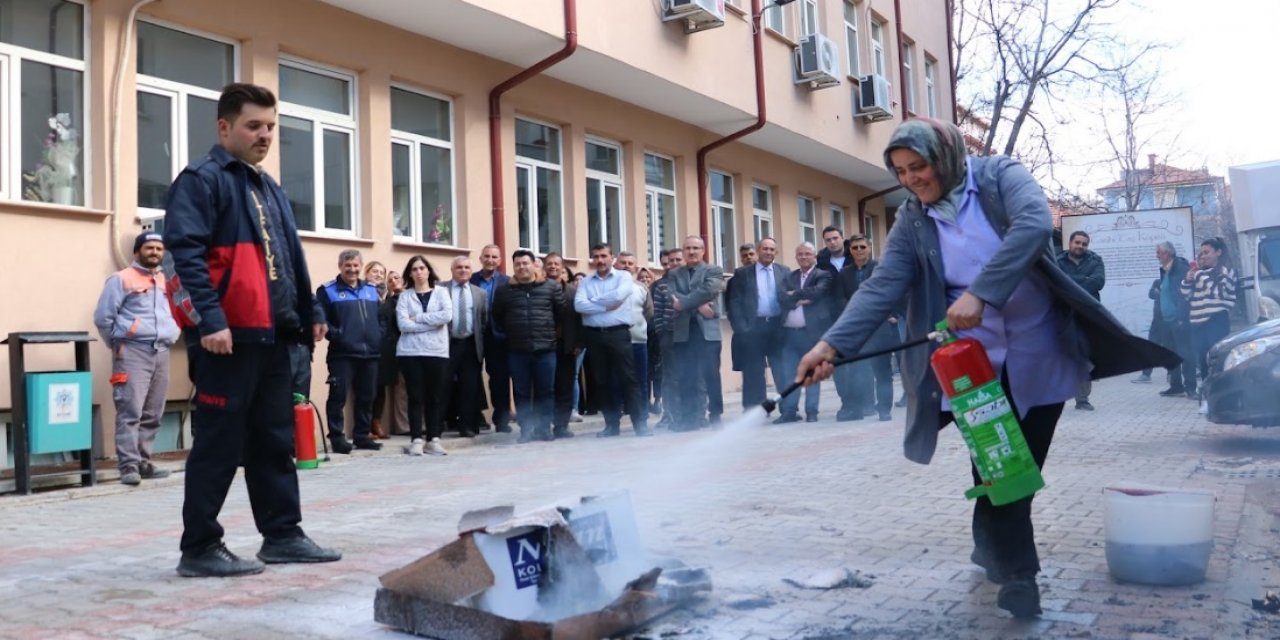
[761, 332, 945, 415]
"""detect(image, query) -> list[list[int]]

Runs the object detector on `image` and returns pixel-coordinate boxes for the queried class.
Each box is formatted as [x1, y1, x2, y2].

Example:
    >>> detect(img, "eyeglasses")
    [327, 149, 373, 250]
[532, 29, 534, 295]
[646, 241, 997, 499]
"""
[850, 245, 870, 250]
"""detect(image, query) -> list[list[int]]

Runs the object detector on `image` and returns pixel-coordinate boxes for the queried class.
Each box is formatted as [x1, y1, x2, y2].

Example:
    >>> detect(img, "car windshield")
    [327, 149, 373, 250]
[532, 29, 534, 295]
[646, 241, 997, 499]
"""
[1260, 237, 1280, 282]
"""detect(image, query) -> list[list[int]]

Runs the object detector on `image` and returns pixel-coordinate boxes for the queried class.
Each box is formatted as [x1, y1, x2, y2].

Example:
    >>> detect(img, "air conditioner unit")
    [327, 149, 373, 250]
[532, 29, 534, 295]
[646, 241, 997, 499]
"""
[663, 0, 726, 34]
[856, 73, 893, 121]
[794, 33, 841, 89]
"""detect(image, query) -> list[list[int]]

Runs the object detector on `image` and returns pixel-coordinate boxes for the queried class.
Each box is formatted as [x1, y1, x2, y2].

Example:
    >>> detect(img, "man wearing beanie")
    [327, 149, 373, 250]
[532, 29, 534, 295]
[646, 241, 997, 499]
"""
[93, 232, 181, 486]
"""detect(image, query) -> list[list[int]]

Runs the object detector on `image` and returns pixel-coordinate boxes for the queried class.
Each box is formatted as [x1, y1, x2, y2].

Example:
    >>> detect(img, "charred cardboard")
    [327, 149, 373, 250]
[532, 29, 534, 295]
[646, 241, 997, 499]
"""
[375, 493, 707, 639]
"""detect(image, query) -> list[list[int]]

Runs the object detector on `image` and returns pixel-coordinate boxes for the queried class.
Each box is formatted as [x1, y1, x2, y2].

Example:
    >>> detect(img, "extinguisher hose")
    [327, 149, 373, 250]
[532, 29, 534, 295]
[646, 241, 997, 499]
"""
[307, 399, 331, 462]
[761, 331, 946, 415]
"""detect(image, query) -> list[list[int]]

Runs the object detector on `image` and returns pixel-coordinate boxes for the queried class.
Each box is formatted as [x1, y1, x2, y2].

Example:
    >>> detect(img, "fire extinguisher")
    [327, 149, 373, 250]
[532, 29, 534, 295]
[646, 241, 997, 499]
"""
[292, 393, 326, 470]
[929, 320, 1044, 506]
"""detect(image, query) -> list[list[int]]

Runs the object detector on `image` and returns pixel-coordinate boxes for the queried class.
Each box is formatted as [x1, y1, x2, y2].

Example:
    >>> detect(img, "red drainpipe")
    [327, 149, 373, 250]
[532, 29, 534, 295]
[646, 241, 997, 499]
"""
[893, 0, 910, 121]
[857, 184, 902, 235]
[696, 0, 767, 243]
[944, 0, 958, 124]
[489, 0, 578, 254]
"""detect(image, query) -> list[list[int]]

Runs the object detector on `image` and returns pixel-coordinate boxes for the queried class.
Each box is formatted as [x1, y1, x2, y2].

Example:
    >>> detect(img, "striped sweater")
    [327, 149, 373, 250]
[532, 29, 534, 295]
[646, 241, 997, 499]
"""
[1181, 266, 1236, 323]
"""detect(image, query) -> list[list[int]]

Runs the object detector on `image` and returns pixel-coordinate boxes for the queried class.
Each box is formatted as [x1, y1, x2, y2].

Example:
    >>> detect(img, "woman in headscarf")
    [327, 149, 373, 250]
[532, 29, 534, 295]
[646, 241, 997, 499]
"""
[796, 117, 1177, 619]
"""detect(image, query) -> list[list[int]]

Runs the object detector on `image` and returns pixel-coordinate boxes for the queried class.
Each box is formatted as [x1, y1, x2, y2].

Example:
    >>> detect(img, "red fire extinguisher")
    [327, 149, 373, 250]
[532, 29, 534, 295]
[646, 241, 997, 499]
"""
[929, 321, 1045, 506]
[292, 393, 321, 470]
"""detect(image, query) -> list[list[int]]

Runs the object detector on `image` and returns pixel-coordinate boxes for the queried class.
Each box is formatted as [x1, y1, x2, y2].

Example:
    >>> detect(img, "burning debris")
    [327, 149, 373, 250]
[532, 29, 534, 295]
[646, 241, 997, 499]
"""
[1253, 591, 1280, 614]
[782, 568, 876, 590]
[374, 492, 712, 639]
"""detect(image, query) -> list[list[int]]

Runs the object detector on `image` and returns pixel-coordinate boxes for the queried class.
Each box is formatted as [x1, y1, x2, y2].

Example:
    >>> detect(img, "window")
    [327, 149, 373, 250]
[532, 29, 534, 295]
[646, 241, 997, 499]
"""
[798, 196, 817, 245]
[2, 0, 86, 206]
[515, 118, 563, 254]
[586, 138, 624, 250]
[643, 152, 677, 265]
[763, 1, 786, 35]
[903, 41, 916, 113]
[277, 58, 357, 234]
[752, 184, 773, 242]
[135, 21, 235, 215]
[843, 1, 860, 77]
[709, 170, 736, 269]
[870, 19, 886, 75]
[390, 86, 454, 245]
[925, 58, 938, 118]
[829, 204, 845, 231]
[863, 213, 878, 255]
[800, 0, 819, 37]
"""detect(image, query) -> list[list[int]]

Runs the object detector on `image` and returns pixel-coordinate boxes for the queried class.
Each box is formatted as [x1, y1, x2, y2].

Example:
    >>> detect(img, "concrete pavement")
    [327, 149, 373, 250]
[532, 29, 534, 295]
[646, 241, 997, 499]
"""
[2, 376, 1280, 639]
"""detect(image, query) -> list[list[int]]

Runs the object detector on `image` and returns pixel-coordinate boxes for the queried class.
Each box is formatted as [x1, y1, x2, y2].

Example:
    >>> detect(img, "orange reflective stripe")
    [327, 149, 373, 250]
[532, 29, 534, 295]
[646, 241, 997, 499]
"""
[109, 372, 128, 385]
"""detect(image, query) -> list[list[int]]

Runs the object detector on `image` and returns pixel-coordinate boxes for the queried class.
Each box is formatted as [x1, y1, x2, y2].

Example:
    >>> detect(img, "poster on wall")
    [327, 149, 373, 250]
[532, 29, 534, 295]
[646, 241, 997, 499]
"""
[1061, 207, 1195, 338]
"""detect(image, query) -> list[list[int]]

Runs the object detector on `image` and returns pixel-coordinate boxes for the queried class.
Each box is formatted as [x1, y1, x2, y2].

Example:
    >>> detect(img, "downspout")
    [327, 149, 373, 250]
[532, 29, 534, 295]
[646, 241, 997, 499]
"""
[696, 0, 767, 242]
[857, 184, 901, 235]
[944, 0, 957, 124]
[893, 0, 909, 121]
[488, 0, 577, 254]
[109, 0, 159, 269]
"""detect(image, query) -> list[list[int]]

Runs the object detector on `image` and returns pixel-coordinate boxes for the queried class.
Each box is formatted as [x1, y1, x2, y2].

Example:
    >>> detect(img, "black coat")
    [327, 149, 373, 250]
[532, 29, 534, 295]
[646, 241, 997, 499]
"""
[491, 279, 564, 353]
[377, 294, 401, 385]
[779, 266, 835, 341]
[838, 259, 901, 351]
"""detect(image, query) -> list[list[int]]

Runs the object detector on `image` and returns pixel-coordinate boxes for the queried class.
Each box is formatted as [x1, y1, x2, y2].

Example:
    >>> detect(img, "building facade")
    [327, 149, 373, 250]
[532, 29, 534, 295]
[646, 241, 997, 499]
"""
[1097, 154, 1232, 244]
[0, 0, 952, 462]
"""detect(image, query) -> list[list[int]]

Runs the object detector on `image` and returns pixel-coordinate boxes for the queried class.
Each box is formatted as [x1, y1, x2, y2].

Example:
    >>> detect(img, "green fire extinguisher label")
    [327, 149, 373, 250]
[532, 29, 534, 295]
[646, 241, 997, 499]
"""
[949, 379, 1045, 505]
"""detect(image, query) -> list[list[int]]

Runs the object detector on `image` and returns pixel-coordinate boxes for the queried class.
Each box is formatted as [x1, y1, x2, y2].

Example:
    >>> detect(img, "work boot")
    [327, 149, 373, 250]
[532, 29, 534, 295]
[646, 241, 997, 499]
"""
[119, 466, 141, 486]
[330, 436, 353, 454]
[996, 575, 1042, 618]
[256, 534, 342, 564]
[177, 543, 265, 578]
[139, 462, 171, 479]
[1159, 386, 1186, 397]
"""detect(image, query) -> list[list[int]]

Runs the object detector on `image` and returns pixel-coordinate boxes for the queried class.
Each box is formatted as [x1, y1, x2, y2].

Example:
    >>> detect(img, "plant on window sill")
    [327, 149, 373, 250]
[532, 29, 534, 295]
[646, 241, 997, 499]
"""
[427, 203, 452, 245]
[22, 113, 81, 206]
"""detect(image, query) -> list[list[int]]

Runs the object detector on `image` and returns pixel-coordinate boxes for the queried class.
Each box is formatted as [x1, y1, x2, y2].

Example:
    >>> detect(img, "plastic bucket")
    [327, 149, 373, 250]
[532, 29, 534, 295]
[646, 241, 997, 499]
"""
[1104, 485, 1215, 586]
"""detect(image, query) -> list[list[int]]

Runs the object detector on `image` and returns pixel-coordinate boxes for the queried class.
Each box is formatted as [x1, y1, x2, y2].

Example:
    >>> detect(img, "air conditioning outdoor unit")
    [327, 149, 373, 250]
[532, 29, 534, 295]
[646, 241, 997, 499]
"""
[663, 0, 727, 33]
[794, 33, 841, 89]
[856, 73, 893, 121]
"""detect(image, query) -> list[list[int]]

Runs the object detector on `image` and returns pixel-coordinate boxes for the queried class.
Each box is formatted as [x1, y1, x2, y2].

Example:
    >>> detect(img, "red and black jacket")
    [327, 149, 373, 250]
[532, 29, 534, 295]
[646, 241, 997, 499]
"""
[162, 145, 315, 344]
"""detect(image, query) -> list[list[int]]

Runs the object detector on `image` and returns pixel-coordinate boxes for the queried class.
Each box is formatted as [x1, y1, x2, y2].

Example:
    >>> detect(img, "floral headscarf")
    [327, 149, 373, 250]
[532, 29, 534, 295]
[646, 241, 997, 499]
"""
[882, 117, 969, 222]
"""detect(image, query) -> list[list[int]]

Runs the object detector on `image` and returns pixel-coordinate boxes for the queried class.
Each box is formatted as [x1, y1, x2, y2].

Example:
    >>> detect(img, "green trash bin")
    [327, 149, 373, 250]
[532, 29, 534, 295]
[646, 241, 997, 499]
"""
[26, 371, 93, 455]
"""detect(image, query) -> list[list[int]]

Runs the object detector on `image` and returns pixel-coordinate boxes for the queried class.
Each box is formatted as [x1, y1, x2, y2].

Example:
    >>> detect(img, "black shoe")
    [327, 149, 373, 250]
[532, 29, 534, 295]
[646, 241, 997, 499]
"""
[635, 426, 654, 437]
[1159, 387, 1186, 397]
[330, 437, 353, 454]
[353, 438, 383, 450]
[459, 427, 478, 438]
[836, 409, 864, 422]
[708, 414, 722, 426]
[969, 549, 1008, 585]
[517, 430, 534, 443]
[773, 414, 801, 425]
[1187, 389, 1199, 400]
[536, 429, 555, 442]
[996, 576, 1042, 618]
[894, 397, 907, 408]
[1075, 401, 1094, 411]
[139, 462, 171, 479]
[495, 424, 513, 434]
[878, 411, 892, 422]
[805, 415, 819, 423]
[177, 543, 265, 578]
[552, 427, 574, 439]
[597, 427, 621, 438]
[256, 534, 342, 564]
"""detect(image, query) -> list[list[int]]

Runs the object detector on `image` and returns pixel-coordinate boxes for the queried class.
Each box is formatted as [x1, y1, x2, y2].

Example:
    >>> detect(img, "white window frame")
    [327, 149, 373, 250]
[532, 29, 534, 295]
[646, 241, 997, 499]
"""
[829, 204, 845, 231]
[925, 57, 938, 118]
[870, 19, 886, 76]
[763, 1, 787, 36]
[585, 136, 625, 250]
[798, 195, 817, 246]
[134, 19, 238, 221]
[515, 116, 564, 255]
[389, 84, 455, 246]
[643, 151, 677, 266]
[752, 183, 773, 242]
[843, 1, 860, 78]
[863, 213, 878, 255]
[800, 0, 819, 37]
[277, 56, 359, 236]
[709, 170, 736, 270]
[1, 0, 90, 207]
[903, 41, 916, 114]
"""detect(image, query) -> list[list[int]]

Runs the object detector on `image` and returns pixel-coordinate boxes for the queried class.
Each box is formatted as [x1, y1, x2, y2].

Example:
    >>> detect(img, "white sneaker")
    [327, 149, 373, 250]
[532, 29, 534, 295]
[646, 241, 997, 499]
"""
[570, 412, 584, 423]
[1199, 400, 1209, 415]
[407, 438, 425, 456]
[426, 437, 447, 456]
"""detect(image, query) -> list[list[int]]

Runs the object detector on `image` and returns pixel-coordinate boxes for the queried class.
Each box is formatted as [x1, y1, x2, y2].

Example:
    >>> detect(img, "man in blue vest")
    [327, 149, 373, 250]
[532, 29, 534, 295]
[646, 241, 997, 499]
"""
[316, 249, 385, 453]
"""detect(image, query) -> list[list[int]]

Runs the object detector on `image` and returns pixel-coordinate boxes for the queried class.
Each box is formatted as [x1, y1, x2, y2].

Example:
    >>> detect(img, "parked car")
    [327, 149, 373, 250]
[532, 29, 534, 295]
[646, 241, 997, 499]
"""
[1204, 318, 1280, 426]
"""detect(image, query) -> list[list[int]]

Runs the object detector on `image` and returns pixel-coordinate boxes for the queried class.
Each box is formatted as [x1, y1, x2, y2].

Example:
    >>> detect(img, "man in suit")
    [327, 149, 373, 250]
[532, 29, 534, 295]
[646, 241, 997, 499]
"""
[544, 252, 582, 439]
[727, 238, 788, 409]
[669, 235, 724, 430]
[775, 242, 834, 424]
[444, 256, 487, 437]
[726, 243, 757, 375]
[470, 244, 512, 431]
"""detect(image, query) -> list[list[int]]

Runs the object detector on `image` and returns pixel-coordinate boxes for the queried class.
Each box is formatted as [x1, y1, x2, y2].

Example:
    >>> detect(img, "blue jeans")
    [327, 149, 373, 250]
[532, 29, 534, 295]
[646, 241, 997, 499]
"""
[572, 349, 586, 413]
[779, 328, 821, 418]
[507, 350, 556, 435]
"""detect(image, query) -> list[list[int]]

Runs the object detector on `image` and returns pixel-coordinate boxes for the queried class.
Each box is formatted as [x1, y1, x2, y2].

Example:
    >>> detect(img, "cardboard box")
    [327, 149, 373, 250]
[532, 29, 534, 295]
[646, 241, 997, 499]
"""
[375, 492, 710, 639]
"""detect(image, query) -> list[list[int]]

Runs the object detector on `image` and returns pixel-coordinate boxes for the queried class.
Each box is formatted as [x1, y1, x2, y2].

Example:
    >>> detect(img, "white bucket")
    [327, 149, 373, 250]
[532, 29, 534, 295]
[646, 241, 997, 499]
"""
[1103, 484, 1215, 586]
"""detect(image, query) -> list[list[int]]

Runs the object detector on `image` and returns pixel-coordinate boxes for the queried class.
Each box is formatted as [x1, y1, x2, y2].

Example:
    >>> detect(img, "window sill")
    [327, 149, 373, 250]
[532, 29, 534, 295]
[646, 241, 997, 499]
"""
[847, 74, 862, 85]
[297, 231, 374, 246]
[0, 200, 111, 221]
[765, 28, 798, 48]
[391, 238, 470, 253]
[725, 3, 747, 17]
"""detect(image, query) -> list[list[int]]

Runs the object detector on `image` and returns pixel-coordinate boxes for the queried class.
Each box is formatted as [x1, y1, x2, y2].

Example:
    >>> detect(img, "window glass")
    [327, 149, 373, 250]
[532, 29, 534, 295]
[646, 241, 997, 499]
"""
[186, 95, 219, 163]
[586, 141, 619, 174]
[516, 119, 560, 163]
[391, 88, 450, 141]
[322, 129, 352, 230]
[710, 172, 733, 204]
[21, 60, 83, 205]
[391, 142, 412, 237]
[536, 166, 562, 253]
[278, 115, 315, 231]
[279, 64, 350, 115]
[420, 143, 452, 244]
[136, 92, 172, 209]
[136, 22, 233, 91]
[0, 0, 83, 59]
[645, 153, 674, 189]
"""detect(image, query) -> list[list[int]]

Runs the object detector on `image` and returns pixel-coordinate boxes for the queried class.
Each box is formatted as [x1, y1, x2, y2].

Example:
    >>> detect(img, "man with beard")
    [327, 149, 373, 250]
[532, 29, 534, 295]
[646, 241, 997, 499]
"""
[492, 250, 563, 442]
[1055, 231, 1105, 410]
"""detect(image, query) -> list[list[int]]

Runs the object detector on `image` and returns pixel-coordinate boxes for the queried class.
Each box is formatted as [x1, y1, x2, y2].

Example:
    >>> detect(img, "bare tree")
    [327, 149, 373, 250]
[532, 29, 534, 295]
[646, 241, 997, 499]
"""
[1093, 46, 1179, 210]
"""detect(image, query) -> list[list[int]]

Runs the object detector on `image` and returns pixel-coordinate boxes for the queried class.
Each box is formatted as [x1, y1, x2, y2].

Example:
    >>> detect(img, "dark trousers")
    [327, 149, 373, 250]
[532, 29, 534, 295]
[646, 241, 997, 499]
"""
[1151, 318, 1196, 391]
[852, 354, 894, 415]
[325, 357, 377, 441]
[401, 356, 449, 441]
[553, 349, 578, 429]
[287, 343, 313, 398]
[778, 328, 821, 418]
[1191, 312, 1231, 386]
[447, 336, 484, 430]
[738, 324, 784, 408]
[181, 342, 302, 554]
[657, 335, 679, 423]
[484, 336, 512, 428]
[947, 380, 1064, 579]
[508, 350, 556, 435]
[584, 326, 647, 431]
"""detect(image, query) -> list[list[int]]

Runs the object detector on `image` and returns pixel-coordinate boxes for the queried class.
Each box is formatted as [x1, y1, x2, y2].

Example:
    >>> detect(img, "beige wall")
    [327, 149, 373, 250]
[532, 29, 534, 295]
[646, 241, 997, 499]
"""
[0, 0, 949, 447]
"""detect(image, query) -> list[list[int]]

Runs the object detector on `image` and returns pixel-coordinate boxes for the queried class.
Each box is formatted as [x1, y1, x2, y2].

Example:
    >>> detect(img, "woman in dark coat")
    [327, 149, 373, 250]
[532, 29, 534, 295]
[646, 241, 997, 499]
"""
[374, 270, 408, 436]
[797, 117, 1177, 619]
